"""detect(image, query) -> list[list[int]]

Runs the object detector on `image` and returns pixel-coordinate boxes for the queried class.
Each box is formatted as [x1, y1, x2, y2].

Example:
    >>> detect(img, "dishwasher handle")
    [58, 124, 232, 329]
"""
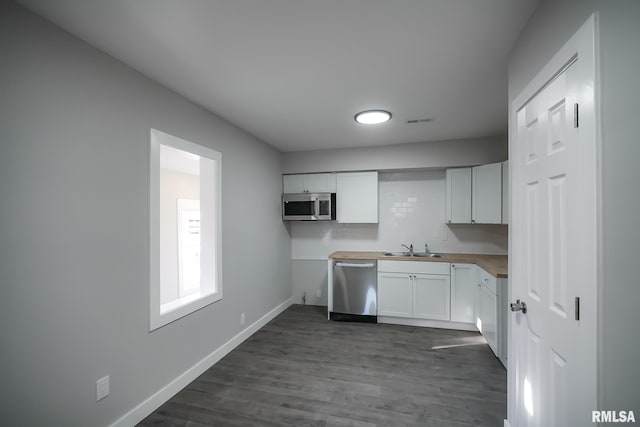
[334, 262, 376, 268]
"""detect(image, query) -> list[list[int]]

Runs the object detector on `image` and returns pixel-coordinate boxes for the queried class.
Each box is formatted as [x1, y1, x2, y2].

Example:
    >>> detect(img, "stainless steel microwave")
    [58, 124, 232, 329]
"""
[282, 193, 336, 221]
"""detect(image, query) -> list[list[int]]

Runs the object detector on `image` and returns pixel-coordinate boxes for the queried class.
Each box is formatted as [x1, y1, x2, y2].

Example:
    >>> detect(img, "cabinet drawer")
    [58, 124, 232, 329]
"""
[378, 260, 450, 275]
[478, 268, 497, 294]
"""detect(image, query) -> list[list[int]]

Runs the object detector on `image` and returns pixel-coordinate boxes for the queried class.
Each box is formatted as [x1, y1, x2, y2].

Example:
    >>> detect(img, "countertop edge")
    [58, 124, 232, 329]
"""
[328, 251, 508, 279]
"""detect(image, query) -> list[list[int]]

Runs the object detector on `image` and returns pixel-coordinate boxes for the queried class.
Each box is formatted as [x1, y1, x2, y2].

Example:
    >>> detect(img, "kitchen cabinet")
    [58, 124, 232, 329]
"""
[502, 160, 509, 225]
[475, 267, 508, 366]
[414, 274, 451, 321]
[450, 263, 477, 323]
[477, 273, 498, 355]
[377, 273, 413, 317]
[445, 168, 472, 223]
[336, 171, 378, 223]
[283, 173, 336, 194]
[377, 260, 450, 321]
[472, 162, 503, 224]
[445, 162, 503, 224]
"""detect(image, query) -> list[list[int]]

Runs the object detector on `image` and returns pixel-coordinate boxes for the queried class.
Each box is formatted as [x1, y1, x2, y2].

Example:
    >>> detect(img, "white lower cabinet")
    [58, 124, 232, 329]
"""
[450, 263, 477, 323]
[477, 279, 498, 355]
[376, 260, 507, 366]
[377, 273, 412, 317]
[414, 274, 450, 321]
[377, 261, 450, 321]
[474, 267, 508, 366]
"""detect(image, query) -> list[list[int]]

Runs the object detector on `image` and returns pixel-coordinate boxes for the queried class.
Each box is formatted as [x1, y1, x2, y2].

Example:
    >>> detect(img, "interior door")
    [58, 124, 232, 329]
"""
[511, 17, 597, 427]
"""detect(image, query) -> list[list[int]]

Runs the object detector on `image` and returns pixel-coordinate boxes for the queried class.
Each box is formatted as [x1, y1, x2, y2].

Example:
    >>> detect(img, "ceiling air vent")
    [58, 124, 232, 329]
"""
[406, 118, 434, 124]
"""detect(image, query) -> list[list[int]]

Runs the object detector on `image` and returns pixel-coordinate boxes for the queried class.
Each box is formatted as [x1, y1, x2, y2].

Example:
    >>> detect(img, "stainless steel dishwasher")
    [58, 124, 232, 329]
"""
[330, 259, 377, 322]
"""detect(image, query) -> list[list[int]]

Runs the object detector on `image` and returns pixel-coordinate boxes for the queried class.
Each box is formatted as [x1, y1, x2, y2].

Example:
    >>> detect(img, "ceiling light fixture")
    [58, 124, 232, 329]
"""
[354, 109, 392, 125]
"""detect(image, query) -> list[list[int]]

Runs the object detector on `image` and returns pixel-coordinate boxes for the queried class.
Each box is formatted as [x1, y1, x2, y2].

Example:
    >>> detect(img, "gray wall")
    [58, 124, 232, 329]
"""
[283, 135, 507, 174]
[508, 0, 640, 412]
[291, 260, 330, 306]
[0, 3, 291, 426]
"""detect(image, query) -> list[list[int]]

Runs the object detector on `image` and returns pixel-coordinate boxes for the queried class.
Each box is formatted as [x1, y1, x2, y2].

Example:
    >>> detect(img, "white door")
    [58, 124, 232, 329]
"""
[510, 17, 597, 427]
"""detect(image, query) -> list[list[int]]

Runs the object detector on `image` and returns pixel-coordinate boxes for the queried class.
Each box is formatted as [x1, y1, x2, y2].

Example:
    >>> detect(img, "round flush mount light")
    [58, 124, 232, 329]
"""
[354, 109, 392, 125]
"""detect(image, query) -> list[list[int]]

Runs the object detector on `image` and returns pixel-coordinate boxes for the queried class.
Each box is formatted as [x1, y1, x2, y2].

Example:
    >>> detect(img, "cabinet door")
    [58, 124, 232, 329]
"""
[477, 283, 498, 356]
[413, 274, 451, 321]
[304, 173, 336, 193]
[336, 171, 378, 223]
[283, 175, 305, 193]
[377, 273, 412, 317]
[502, 160, 509, 224]
[472, 162, 503, 224]
[446, 168, 472, 223]
[450, 263, 477, 323]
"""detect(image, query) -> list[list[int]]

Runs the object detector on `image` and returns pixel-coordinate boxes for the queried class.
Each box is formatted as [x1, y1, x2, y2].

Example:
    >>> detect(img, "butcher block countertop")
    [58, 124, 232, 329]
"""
[329, 251, 508, 278]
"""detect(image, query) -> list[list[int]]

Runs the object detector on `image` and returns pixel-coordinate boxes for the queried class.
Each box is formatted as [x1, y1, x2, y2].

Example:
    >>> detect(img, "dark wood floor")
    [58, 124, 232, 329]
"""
[139, 305, 506, 427]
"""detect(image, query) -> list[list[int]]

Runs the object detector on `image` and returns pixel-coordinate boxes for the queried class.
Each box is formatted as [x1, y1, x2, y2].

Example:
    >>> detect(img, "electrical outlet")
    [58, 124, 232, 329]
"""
[96, 375, 110, 401]
[316, 289, 321, 298]
[240, 312, 246, 326]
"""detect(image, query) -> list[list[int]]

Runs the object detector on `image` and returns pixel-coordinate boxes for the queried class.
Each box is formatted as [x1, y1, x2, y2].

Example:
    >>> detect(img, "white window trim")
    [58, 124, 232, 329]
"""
[149, 128, 223, 331]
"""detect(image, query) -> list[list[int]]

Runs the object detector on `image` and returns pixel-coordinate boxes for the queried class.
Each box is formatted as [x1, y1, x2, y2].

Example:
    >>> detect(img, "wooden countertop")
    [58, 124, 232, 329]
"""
[329, 251, 508, 278]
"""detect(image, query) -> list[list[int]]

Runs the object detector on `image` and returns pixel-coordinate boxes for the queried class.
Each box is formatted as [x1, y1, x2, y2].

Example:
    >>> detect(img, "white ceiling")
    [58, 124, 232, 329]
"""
[18, 0, 539, 152]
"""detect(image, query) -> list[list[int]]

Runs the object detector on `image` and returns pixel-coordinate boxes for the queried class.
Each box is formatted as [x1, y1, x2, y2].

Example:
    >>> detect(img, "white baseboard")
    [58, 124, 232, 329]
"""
[504, 419, 511, 427]
[377, 316, 479, 332]
[110, 297, 294, 427]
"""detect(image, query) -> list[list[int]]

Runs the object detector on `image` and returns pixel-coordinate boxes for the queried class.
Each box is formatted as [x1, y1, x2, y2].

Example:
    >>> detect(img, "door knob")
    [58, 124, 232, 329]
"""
[510, 299, 527, 314]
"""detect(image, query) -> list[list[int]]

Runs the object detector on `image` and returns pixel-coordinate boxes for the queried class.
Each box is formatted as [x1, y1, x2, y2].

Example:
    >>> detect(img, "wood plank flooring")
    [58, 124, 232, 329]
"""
[139, 304, 506, 426]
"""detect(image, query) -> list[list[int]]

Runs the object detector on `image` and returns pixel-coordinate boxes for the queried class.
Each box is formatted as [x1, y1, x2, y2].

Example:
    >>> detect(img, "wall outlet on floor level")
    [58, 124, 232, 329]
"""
[96, 375, 110, 401]
[240, 312, 246, 326]
[316, 289, 321, 298]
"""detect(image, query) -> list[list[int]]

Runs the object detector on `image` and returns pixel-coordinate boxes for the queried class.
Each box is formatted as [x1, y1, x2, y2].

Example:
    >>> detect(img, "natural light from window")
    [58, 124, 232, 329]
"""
[149, 129, 222, 331]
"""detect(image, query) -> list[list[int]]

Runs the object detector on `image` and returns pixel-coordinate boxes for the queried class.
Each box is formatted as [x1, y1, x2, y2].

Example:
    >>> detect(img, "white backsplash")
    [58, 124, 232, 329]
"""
[291, 170, 508, 259]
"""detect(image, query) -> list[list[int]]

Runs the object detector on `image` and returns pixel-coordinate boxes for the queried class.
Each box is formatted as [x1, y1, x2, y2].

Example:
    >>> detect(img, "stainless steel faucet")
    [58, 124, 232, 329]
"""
[401, 243, 414, 255]
[424, 242, 430, 253]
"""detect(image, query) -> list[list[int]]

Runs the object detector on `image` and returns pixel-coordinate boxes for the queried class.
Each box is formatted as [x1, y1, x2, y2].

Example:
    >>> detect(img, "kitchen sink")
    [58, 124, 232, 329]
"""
[381, 252, 445, 258]
[412, 252, 445, 258]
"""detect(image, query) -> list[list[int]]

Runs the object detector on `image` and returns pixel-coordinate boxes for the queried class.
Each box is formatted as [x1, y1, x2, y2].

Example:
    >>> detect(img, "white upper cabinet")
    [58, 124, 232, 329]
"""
[472, 162, 503, 224]
[283, 173, 336, 194]
[336, 171, 378, 223]
[502, 160, 509, 225]
[446, 168, 472, 224]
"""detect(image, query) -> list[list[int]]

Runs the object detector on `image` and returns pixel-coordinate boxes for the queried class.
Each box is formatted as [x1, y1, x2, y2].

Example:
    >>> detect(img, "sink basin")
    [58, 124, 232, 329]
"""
[382, 251, 445, 258]
[382, 251, 412, 257]
[412, 252, 445, 258]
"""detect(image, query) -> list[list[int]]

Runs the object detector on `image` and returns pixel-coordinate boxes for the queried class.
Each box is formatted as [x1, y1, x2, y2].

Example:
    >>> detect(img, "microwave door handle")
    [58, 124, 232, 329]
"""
[313, 197, 320, 219]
